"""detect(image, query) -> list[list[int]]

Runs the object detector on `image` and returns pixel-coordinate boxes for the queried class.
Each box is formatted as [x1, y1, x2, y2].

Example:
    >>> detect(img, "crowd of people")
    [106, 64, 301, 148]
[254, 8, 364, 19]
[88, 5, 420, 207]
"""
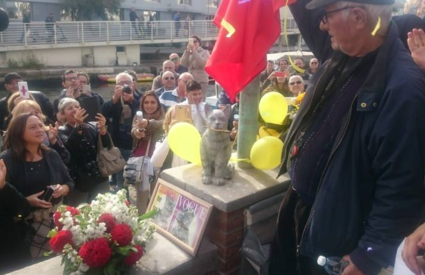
[4, 0, 425, 274]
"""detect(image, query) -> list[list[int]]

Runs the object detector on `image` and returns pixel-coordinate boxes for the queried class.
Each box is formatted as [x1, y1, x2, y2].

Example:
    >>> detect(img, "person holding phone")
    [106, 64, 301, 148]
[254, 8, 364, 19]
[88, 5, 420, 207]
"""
[261, 71, 291, 97]
[181, 35, 211, 97]
[0, 113, 73, 259]
[102, 72, 140, 192]
[129, 91, 165, 213]
[58, 98, 110, 205]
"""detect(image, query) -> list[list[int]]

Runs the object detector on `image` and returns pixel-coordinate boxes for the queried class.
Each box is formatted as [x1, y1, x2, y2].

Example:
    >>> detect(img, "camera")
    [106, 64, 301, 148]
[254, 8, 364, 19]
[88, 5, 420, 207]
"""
[122, 85, 132, 94]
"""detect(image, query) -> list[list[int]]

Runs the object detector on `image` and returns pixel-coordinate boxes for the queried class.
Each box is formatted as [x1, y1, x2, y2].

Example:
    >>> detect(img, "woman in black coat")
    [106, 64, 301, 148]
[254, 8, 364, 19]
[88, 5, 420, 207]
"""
[1, 112, 74, 260]
[57, 98, 111, 206]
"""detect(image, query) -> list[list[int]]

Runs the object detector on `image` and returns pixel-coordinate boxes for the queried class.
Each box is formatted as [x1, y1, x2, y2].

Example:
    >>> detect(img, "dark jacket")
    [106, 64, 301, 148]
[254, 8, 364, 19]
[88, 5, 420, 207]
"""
[53, 89, 105, 114]
[58, 122, 110, 192]
[0, 91, 55, 131]
[0, 183, 32, 273]
[102, 97, 140, 150]
[0, 148, 74, 197]
[280, 2, 425, 273]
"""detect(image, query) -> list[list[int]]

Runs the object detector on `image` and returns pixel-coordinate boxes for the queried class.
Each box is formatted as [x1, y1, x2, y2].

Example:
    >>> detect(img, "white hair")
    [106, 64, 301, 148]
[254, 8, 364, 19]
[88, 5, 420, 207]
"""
[115, 72, 132, 83]
[335, 1, 393, 29]
[58, 97, 79, 114]
[179, 72, 193, 80]
[289, 75, 304, 83]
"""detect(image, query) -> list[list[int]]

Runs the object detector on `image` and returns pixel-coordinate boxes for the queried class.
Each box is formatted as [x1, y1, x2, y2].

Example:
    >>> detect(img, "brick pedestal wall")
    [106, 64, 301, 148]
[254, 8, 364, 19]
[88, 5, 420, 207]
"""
[206, 208, 245, 275]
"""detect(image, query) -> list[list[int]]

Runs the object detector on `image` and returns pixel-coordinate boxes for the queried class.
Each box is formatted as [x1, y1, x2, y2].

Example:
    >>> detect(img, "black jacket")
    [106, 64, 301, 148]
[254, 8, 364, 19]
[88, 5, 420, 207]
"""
[0, 183, 32, 273]
[102, 97, 140, 150]
[53, 89, 105, 115]
[59, 122, 110, 191]
[280, 2, 425, 273]
[0, 91, 55, 131]
[0, 148, 74, 197]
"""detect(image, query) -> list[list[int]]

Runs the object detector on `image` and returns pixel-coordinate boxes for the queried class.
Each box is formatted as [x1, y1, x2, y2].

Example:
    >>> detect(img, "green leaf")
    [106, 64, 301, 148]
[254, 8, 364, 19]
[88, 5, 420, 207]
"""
[104, 259, 119, 275]
[44, 251, 54, 257]
[115, 245, 134, 256]
[139, 208, 158, 221]
[47, 229, 58, 238]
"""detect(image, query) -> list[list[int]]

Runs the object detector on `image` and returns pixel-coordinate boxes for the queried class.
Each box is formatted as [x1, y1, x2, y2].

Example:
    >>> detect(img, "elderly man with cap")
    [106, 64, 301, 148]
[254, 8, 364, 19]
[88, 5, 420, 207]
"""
[0, 72, 54, 131]
[269, 0, 425, 274]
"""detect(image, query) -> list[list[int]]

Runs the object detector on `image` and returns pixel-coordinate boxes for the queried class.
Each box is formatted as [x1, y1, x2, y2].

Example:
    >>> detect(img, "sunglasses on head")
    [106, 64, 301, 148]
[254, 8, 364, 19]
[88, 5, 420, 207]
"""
[164, 77, 175, 80]
[289, 81, 302, 85]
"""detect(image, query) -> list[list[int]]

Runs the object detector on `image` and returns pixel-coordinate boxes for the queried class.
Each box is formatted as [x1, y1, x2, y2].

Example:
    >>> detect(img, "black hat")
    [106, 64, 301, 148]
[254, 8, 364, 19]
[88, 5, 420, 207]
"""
[4, 72, 22, 84]
[306, 0, 395, 10]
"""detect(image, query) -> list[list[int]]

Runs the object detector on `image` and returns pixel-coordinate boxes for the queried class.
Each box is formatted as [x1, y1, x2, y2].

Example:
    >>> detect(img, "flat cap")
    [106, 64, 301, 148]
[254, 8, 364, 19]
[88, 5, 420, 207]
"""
[4, 72, 22, 84]
[306, 0, 395, 10]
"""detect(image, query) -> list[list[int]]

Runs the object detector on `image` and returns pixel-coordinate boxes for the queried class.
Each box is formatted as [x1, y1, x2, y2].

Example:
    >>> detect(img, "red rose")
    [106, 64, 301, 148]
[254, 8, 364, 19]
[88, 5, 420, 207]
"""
[53, 211, 63, 230]
[66, 206, 80, 216]
[125, 200, 130, 206]
[49, 230, 73, 253]
[110, 224, 133, 246]
[79, 238, 111, 268]
[98, 213, 116, 232]
[123, 245, 144, 266]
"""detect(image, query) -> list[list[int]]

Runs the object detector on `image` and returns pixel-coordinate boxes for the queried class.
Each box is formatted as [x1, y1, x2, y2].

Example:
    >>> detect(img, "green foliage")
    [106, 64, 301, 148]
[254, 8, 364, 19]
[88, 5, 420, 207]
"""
[61, 0, 123, 21]
[7, 52, 45, 69]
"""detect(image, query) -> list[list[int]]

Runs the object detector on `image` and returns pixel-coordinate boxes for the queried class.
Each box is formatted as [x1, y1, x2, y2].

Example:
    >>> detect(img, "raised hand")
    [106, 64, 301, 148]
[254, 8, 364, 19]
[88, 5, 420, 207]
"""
[0, 160, 7, 190]
[74, 108, 88, 126]
[408, 29, 425, 70]
[96, 113, 107, 135]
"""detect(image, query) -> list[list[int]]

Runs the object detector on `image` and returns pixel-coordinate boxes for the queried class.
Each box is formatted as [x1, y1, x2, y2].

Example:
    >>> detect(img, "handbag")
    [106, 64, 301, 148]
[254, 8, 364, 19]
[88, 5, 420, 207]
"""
[97, 133, 126, 177]
[124, 138, 151, 184]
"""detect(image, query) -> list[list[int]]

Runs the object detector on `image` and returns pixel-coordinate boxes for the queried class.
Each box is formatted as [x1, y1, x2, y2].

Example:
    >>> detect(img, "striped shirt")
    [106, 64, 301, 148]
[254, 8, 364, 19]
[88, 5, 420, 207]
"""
[160, 89, 186, 112]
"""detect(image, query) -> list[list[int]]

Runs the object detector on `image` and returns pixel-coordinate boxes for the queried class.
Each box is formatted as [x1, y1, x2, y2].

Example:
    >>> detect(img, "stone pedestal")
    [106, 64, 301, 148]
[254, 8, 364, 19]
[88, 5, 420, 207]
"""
[161, 164, 289, 275]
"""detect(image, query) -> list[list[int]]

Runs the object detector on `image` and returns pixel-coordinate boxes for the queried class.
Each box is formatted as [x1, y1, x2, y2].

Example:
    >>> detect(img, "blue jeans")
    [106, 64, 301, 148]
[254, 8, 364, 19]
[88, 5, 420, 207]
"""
[111, 148, 132, 190]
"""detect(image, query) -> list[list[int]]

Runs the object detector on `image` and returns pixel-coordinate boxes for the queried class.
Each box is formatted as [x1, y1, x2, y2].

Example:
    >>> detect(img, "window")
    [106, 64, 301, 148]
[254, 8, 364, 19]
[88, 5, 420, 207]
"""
[145, 0, 160, 2]
[178, 0, 192, 5]
[207, 0, 219, 8]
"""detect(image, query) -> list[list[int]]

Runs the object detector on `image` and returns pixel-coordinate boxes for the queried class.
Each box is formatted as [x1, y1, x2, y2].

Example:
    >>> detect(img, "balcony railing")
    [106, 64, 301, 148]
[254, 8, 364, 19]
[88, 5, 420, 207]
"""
[0, 19, 299, 48]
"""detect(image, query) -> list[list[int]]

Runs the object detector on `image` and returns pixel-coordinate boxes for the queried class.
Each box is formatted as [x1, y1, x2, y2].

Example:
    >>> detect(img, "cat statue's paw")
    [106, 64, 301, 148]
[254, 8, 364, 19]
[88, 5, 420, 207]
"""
[224, 163, 235, 180]
[212, 177, 226, 186]
[202, 176, 212, 185]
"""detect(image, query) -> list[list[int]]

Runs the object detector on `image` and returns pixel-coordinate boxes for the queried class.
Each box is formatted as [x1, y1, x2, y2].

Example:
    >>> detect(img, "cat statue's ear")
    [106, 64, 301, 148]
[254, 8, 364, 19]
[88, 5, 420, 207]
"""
[222, 104, 231, 119]
[205, 104, 214, 118]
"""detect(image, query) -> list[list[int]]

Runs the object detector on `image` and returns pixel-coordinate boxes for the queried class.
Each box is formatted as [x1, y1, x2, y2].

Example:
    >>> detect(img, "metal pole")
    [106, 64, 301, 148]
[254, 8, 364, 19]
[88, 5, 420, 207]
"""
[237, 75, 260, 168]
[54, 24, 57, 44]
[171, 21, 173, 42]
[106, 22, 109, 43]
[81, 22, 84, 43]
[130, 21, 132, 41]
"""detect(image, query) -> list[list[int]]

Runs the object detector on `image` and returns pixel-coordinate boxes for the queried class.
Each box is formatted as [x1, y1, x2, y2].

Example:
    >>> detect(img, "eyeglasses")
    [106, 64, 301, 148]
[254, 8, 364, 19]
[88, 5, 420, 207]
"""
[311, 62, 318, 64]
[164, 77, 175, 80]
[289, 81, 303, 85]
[65, 76, 77, 81]
[321, 6, 356, 24]
[117, 81, 132, 86]
[171, 58, 179, 62]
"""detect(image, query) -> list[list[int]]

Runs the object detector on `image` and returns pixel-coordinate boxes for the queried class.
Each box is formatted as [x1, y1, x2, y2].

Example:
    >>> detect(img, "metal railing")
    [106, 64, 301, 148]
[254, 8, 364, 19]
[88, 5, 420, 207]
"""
[0, 19, 299, 48]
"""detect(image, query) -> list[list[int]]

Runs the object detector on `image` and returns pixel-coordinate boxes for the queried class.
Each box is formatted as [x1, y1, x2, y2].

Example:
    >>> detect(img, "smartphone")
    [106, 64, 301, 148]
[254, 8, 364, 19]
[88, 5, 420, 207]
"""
[274, 71, 286, 77]
[40, 185, 56, 202]
[188, 38, 195, 45]
[175, 105, 190, 121]
[82, 84, 91, 95]
[18, 81, 30, 99]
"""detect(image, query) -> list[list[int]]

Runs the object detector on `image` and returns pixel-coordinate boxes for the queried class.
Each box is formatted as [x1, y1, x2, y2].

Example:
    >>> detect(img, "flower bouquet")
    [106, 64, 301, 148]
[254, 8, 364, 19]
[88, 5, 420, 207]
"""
[47, 190, 156, 275]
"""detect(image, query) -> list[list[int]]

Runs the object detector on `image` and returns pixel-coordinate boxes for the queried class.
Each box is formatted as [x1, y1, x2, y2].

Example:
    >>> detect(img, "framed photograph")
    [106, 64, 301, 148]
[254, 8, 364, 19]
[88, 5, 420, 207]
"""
[147, 179, 213, 256]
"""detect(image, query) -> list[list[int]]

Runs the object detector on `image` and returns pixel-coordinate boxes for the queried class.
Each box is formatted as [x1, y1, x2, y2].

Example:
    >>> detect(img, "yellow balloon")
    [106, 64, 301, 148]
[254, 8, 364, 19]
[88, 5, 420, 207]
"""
[259, 92, 288, 124]
[168, 122, 202, 164]
[250, 136, 284, 170]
